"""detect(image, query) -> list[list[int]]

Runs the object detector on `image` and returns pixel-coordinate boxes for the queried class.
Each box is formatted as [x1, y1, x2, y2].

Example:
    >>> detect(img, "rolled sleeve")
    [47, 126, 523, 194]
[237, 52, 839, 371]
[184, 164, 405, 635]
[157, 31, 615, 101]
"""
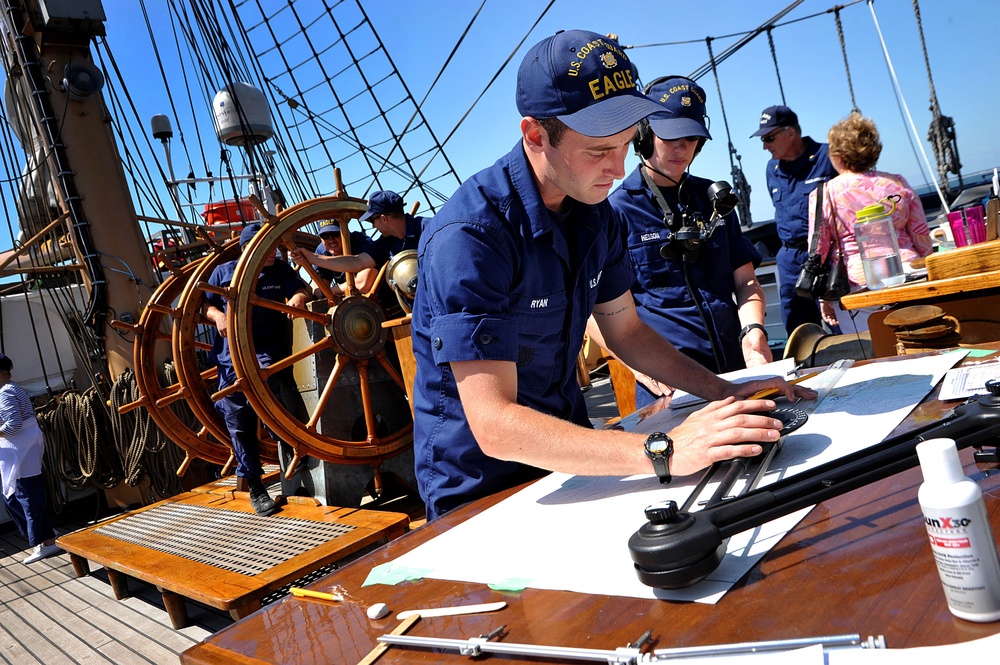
[428, 314, 519, 364]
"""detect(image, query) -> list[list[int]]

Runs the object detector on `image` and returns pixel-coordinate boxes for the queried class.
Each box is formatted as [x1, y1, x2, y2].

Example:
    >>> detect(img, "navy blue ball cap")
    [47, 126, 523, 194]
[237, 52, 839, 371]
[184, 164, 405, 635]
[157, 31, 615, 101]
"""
[0, 353, 10, 373]
[239, 222, 261, 247]
[318, 223, 341, 236]
[516, 30, 669, 138]
[646, 77, 711, 141]
[360, 190, 405, 222]
[751, 105, 798, 137]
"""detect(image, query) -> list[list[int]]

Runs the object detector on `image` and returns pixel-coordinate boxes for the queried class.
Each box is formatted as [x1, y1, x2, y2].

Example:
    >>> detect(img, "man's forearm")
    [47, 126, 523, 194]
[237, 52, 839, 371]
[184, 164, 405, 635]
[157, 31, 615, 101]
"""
[610, 323, 731, 401]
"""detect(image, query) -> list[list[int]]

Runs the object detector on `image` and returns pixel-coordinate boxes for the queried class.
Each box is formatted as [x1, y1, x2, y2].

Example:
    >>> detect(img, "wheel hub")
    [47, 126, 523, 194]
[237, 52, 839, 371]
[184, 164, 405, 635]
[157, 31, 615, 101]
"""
[329, 295, 387, 359]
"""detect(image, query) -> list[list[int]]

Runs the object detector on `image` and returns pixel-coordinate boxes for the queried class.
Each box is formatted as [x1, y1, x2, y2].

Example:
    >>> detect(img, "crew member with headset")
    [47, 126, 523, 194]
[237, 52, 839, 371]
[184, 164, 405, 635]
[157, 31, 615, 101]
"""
[602, 75, 770, 408]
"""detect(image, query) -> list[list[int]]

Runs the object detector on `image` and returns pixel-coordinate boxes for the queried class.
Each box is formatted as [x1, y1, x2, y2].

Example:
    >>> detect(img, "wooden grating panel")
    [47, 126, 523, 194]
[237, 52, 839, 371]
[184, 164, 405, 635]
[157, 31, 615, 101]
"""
[94, 502, 356, 576]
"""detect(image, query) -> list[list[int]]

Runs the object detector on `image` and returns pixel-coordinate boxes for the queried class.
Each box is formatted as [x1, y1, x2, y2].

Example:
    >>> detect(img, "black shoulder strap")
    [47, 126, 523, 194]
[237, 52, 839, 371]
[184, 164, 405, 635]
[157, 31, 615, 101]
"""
[640, 165, 676, 230]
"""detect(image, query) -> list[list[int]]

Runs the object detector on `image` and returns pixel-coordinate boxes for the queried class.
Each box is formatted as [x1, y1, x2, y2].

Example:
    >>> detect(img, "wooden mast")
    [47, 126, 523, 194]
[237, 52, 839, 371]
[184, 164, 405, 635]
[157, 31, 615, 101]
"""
[4, 0, 160, 382]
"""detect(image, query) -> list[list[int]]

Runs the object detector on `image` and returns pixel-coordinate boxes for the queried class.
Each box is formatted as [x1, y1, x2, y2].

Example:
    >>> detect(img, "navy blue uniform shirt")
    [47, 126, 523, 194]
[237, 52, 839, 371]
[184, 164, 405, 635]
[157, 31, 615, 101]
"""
[609, 169, 760, 394]
[765, 136, 837, 245]
[364, 215, 424, 268]
[205, 258, 308, 368]
[765, 136, 837, 332]
[411, 141, 635, 520]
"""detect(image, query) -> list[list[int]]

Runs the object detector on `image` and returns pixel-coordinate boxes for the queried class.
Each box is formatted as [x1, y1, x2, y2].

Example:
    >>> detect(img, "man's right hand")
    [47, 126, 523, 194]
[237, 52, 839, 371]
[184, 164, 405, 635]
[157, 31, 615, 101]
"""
[289, 247, 316, 266]
[666, 396, 783, 476]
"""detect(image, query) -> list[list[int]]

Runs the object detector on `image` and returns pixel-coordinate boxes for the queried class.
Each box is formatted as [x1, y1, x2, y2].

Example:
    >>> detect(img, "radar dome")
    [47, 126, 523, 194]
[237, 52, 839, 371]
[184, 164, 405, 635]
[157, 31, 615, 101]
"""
[212, 82, 274, 146]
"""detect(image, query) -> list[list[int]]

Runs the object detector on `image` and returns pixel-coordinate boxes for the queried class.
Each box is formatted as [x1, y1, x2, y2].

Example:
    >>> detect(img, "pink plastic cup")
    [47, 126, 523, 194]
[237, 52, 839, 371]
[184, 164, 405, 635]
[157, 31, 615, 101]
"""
[947, 205, 987, 247]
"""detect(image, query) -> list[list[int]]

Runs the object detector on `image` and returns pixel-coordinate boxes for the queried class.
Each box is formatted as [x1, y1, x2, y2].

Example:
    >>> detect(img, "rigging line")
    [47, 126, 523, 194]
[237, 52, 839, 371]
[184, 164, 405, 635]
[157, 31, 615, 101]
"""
[911, 0, 962, 198]
[139, 0, 196, 177]
[321, 1, 447, 202]
[274, 92, 447, 203]
[185, 3, 283, 204]
[226, 25, 322, 201]
[766, 27, 786, 106]
[235, 0, 347, 198]
[94, 41, 174, 223]
[245, 0, 357, 194]
[249, 0, 446, 202]
[438, 0, 557, 160]
[354, 0, 474, 201]
[166, 0, 213, 177]
[866, 0, 949, 215]
[687, 0, 806, 81]
[705, 39, 735, 176]
[704, 37, 753, 229]
[191, 0, 265, 182]
[833, 6, 860, 114]
[623, 0, 865, 50]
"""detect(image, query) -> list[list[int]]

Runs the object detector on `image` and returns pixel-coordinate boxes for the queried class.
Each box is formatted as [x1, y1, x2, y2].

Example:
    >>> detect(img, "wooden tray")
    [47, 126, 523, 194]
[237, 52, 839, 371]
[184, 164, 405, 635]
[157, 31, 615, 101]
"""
[927, 239, 1000, 280]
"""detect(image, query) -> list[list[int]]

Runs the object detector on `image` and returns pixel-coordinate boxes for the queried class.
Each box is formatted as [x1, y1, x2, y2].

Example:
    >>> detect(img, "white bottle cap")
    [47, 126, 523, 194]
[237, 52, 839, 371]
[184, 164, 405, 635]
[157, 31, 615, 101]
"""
[916, 438, 964, 484]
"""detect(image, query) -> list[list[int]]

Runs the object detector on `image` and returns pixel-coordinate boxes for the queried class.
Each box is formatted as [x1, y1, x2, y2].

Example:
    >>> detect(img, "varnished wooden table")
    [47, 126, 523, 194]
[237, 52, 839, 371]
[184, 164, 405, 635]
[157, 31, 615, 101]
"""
[181, 351, 1000, 664]
[56, 490, 409, 629]
[841, 269, 1000, 356]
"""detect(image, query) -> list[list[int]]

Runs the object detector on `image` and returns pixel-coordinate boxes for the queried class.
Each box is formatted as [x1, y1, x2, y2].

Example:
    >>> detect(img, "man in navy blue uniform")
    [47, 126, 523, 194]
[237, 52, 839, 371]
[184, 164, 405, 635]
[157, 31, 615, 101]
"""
[607, 77, 771, 408]
[751, 105, 838, 334]
[292, 190, 423, 281]
[307, 222, 376, 298]
[411, 30, 813, 520]
[203, 223, 310, 516]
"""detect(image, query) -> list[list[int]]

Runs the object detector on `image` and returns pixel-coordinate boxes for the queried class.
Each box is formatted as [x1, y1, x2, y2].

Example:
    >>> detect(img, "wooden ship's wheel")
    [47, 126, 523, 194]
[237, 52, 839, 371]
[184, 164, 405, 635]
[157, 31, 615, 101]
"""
[170, 239, 282, 467]
[113, 257, 234, 474]
[220, 195, 413, 484]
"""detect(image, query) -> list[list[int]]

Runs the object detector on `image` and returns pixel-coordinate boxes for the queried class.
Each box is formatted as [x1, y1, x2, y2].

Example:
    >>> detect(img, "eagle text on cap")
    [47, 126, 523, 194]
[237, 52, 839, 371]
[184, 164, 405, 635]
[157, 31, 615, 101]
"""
[567, 38, 637, 101]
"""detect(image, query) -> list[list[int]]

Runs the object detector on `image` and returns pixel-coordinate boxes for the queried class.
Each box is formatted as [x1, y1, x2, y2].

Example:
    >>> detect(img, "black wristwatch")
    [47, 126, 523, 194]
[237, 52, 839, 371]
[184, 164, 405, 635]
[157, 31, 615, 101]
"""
[643, 432, 673, 485]
[738, 322, 768, 344]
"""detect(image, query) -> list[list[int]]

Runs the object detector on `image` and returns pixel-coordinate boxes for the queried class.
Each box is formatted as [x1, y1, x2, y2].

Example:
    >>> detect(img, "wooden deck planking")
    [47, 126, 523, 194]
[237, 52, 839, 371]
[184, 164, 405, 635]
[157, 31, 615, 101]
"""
[0, 374, 608, 663]
[1, 507, 218, 664]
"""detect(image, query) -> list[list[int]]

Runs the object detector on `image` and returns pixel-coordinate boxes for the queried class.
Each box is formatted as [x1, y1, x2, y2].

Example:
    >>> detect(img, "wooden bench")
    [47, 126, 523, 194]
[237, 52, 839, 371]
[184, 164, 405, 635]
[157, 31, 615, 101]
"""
[56, 489, 409, 629]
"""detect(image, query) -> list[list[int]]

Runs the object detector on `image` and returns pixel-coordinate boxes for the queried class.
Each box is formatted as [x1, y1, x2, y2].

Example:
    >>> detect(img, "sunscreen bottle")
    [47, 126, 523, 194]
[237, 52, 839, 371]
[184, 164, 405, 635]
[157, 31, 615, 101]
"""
[917, 437, 1000, 622]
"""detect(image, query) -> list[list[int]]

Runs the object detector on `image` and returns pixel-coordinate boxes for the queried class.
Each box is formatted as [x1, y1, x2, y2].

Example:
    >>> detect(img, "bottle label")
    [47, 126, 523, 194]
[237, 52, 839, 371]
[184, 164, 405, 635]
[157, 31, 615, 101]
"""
[923, 504, 1000, 616]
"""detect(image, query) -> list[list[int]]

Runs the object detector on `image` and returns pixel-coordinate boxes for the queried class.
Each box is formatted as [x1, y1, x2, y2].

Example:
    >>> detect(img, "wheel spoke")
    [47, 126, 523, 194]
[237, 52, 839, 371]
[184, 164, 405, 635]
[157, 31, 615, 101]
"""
[307, 352, 347, 430]
[373, 350, 406, 391]
[356, 359, 378, 444]
[260, 336, 336, 379]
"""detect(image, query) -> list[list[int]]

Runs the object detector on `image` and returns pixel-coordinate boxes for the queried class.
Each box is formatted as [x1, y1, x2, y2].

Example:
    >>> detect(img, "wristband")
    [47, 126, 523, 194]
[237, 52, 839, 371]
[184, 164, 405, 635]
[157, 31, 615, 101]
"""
[738, 322, 768, 344]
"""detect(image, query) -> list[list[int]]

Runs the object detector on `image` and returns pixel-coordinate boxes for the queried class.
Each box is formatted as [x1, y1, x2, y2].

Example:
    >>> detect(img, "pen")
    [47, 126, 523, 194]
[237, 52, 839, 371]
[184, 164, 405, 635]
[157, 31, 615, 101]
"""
[747, 371, 820, 401]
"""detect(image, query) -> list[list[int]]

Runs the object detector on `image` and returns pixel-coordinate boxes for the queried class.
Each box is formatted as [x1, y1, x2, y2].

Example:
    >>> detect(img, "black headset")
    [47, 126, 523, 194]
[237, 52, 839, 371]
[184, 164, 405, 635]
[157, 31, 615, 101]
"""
[632, 74, 709, 161]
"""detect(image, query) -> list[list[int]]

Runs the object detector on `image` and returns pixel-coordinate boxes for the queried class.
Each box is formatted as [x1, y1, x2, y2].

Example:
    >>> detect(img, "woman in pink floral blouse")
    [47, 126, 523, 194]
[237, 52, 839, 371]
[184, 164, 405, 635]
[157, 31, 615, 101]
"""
[808, 113, 933, 333]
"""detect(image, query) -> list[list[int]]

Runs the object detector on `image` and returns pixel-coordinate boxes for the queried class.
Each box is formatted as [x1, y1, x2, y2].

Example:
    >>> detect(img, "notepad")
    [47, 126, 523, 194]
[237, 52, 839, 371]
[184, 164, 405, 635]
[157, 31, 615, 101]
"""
[938, 362, 1000, 401]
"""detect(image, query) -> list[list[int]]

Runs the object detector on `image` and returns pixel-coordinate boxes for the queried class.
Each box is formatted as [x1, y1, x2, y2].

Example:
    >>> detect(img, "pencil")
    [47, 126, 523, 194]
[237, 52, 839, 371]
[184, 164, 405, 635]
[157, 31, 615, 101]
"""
[747, 371, 820, 401]
[290, 587, 344, 602]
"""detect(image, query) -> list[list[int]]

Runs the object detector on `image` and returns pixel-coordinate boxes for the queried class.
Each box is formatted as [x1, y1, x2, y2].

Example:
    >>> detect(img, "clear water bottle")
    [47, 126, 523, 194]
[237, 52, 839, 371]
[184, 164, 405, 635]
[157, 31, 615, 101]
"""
[855, 201, 905, 290]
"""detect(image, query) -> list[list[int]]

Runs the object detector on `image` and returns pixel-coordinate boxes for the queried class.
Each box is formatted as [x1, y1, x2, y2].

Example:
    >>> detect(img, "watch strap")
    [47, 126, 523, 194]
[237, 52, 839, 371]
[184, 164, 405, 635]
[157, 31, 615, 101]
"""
[739, 322, 768, 344]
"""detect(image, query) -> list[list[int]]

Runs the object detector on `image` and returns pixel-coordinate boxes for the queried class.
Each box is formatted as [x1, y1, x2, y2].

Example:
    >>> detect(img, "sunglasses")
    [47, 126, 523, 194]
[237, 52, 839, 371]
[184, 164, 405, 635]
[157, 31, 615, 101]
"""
[319, 233, 339, 241]
[761, 127, 789, 144]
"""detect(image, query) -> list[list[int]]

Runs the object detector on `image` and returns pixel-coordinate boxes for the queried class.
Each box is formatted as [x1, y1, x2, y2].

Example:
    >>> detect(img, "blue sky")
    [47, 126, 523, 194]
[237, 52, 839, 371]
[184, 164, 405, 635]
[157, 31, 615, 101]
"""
[38, 1, 1000, 229]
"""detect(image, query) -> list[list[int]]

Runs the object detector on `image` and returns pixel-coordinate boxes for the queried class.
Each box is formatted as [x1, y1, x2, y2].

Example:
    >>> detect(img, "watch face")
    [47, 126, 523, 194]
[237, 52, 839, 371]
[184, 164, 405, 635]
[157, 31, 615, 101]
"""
[646, 438, 669, 455]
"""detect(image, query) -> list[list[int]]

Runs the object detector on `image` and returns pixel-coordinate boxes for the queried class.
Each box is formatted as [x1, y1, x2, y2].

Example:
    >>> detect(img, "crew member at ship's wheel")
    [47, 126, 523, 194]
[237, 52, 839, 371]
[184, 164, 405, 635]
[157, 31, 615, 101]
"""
[203, 223, 310, 516]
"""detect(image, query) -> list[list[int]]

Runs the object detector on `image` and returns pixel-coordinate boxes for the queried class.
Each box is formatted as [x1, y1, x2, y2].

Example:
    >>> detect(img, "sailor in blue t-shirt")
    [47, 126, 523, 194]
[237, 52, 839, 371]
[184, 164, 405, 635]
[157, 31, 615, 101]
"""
[606, 77, 770, 409]
[290, 191, 424, 285]
[411, 30, 814, 520]
[307, 222, 376, 298]
[751, 105, 838, 334]
[203, 223, 310, 516]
